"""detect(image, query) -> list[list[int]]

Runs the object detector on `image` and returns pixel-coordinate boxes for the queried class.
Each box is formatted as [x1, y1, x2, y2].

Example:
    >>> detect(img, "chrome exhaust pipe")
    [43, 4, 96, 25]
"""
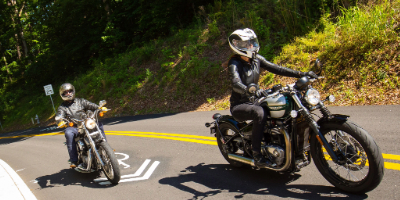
[227, 126, 292, 171]
[228, 154, 255, 167]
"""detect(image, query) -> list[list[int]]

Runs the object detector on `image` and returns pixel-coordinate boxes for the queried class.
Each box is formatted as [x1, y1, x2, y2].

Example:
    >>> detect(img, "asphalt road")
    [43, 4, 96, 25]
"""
[0, 105, 399, 200]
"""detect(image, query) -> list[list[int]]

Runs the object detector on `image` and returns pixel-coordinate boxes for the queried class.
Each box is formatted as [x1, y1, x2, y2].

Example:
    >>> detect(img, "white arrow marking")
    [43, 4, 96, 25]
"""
[93, 159, 151, 182]
[115, 152, 130, 169]
[119, 161, 159, 182]
[95, 160, 159, 184]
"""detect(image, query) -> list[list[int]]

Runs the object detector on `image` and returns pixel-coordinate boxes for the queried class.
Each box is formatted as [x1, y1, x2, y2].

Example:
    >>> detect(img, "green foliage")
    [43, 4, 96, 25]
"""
[1, 0, 398, 131]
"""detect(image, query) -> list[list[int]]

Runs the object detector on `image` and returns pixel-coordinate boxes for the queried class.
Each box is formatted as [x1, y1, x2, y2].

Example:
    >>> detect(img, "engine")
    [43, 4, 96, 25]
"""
[262, 127, 286, 166]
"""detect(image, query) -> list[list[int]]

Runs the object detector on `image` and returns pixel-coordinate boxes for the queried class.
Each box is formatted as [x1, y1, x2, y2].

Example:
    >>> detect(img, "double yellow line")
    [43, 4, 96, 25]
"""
[105, 131, 218, 146]
[1, 130, 399, 171]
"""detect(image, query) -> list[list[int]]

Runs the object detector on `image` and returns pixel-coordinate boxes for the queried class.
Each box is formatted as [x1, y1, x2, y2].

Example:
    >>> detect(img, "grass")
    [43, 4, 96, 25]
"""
[1, 1, 400, 132]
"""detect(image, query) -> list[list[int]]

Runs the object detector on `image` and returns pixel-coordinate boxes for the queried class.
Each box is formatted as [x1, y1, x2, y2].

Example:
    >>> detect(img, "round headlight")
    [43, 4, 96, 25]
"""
[305, 88, 321, 106]
[85, 119, 96, 129]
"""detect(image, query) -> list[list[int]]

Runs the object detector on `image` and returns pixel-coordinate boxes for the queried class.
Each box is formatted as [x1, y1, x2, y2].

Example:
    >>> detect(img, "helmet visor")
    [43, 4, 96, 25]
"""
[232, 38, 259, 52]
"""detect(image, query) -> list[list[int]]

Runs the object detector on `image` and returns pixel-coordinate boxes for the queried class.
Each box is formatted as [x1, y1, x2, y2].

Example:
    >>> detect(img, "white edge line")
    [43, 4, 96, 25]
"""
[119, 161, 160, 182]
[0, 159, 37, 200]
[94, 159, 151, 182]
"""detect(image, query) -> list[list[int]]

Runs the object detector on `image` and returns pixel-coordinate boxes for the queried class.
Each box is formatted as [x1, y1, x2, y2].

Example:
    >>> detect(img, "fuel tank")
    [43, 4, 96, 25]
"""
[261, 94, 292, 118]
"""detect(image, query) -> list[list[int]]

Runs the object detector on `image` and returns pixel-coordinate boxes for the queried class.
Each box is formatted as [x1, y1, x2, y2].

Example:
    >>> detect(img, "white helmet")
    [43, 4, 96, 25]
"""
[59, 83, 75, 101]
[228, 28, 260, 58]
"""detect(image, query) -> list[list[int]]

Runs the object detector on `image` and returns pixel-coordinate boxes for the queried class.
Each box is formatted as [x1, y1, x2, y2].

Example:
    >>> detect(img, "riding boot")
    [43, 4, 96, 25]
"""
[253, 151, 270, 168]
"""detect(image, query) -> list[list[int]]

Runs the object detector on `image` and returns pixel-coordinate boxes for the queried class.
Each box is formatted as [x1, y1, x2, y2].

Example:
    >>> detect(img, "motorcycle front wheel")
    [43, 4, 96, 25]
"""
[98, 141, 121, 184]
[310, 121, 384, 193]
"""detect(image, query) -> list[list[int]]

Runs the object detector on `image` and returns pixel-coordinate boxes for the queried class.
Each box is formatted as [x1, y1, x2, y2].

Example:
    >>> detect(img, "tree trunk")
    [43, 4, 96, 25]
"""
[2, 56, 13, 83]
[8, 0, 21, 60]
[11, 0, 28, 58]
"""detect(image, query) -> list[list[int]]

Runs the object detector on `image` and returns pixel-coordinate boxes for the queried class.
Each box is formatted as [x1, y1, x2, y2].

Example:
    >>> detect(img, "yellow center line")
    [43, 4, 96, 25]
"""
[106, 132, 217, 145]
[0, 132, 63, 139]
[1, 130, 400, 171]
[105, 130, 216, 141]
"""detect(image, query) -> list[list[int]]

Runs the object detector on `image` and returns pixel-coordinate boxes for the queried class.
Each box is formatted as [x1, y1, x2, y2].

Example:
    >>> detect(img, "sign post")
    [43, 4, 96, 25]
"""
[44, 84, 57, 114]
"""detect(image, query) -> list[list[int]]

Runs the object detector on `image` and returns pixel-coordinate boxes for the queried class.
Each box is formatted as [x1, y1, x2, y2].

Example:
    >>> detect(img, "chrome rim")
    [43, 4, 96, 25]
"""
[322, 130, 369, 182]
[100, 147, 114, 179]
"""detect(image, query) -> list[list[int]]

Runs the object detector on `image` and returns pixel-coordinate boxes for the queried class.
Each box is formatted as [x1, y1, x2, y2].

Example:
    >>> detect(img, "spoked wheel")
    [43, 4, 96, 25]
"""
[98, 142, 121, 184]
[216, 123, 244, 167]
[310, 121, 384, 193]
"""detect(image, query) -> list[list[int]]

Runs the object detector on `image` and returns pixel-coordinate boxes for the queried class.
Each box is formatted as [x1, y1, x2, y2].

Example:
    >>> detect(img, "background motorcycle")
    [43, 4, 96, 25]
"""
[205, 60, 384, 193]
[56, 100, 121, 184]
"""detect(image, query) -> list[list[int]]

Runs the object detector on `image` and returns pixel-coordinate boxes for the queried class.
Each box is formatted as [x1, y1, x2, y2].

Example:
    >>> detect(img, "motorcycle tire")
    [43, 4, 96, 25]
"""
[216, 123, 244, 168]
[98, 141, 121, 184]
[310, 120, 384, 193]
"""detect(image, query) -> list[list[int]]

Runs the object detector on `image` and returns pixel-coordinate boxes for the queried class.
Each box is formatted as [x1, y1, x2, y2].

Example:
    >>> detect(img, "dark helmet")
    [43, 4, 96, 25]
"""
[59, 83, 75, 101]
[228, 28, 260, 58]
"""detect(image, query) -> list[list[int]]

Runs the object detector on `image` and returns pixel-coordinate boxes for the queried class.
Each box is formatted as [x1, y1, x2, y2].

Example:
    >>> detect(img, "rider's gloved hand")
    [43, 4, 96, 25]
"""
[100, 107, 108, 113]
[58, 121, 67, 128]
[255, 89, 264, 98]
[306, 71, 318, 79]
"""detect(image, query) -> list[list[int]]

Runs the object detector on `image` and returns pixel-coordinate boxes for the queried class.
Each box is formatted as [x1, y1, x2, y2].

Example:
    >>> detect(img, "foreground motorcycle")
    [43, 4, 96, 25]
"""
[56, 100, 121, 184]
[205, 60, 384, 193]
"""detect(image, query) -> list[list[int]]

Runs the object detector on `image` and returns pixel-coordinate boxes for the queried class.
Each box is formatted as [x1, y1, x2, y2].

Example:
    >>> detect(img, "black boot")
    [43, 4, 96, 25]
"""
[253, 151, 270, 168]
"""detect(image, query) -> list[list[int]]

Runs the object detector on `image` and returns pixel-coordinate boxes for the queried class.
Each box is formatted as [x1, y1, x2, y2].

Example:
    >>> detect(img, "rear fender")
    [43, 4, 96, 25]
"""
[216, 115, 241, 133]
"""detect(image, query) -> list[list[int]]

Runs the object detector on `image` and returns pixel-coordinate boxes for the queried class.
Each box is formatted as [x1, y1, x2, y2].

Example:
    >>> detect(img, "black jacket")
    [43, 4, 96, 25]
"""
[56, 98, 99, 122]
[228, 54, 305, 108]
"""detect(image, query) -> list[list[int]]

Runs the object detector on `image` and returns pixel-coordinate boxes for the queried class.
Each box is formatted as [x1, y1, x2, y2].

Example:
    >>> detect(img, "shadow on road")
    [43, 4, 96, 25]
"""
[159, 163, 368, 199]
[36, 168, 117, 189]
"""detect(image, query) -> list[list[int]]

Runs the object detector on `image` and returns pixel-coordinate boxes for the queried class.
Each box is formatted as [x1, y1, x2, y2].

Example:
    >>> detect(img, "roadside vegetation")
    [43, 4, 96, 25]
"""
[0, 0, 399, 133]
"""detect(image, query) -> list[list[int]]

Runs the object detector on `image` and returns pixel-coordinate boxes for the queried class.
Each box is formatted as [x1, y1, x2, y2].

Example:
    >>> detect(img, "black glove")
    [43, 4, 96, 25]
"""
[306, 71, 318, 79]
[255, 89, 263, 98]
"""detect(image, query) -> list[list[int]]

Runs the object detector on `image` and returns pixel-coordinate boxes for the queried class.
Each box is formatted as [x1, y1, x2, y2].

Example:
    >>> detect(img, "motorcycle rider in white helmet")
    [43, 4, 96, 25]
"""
[227, 28, 318, 168]
[55, 83, 108, 168]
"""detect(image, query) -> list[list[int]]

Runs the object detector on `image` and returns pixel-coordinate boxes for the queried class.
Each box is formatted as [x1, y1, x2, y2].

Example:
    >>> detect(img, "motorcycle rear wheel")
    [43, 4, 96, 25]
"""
[98, 141, 121, 184]
[216, 123, 244, 167]
[310, 121, 384, 193]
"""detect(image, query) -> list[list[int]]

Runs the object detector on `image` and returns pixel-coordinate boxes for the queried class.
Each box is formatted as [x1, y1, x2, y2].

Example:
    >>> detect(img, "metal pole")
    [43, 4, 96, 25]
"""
[49, 95, 56, 114]
[0, 121, 3, 130]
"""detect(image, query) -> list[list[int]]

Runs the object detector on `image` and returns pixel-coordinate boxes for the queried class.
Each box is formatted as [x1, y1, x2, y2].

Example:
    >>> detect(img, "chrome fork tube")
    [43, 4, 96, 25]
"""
[84, 127, 105, 167]
[85, 148, 93, 171]
[291, 93, 339, 162]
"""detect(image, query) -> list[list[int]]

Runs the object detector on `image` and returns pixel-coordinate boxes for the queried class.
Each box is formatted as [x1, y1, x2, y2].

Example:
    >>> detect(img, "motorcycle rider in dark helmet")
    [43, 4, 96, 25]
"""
[227, 28, 318, 168]
[55, 83, 108, 168]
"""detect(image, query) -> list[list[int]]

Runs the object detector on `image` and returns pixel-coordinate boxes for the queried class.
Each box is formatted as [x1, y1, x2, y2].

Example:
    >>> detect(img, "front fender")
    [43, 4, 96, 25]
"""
[317, 114, 349, 126]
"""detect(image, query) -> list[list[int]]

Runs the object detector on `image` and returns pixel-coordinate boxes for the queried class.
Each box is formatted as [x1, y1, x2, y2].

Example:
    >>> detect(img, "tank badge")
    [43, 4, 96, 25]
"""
[270, 106, 284, 110]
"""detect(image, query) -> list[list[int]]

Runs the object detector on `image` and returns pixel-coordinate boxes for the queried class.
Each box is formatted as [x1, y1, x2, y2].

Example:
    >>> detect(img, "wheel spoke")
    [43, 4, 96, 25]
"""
[321, 129, 369, 183]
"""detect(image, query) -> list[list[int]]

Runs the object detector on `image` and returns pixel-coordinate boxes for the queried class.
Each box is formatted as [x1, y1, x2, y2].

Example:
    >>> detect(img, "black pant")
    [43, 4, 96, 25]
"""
[231, 103, 267, 153]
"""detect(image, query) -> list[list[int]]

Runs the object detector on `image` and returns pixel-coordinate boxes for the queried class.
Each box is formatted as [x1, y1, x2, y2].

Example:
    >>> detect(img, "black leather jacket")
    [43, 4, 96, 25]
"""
[228, 54, 305, 108]
[56, 98, 99, 123]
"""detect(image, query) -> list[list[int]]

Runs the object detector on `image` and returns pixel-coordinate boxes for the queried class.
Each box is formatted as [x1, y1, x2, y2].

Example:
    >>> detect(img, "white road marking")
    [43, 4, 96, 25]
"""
[94, 159, 159, 184]
[94, 159, 151, 182]
[16, 168, 25, 172]
[119, 161, 160, 183]
[0, 159, 37, 200]
[115, 152, 130, 169]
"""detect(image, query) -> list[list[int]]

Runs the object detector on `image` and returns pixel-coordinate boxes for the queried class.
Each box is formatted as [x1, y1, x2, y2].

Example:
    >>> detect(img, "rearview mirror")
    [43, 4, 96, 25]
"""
[99, 100, 107, 107]
[314, 58, 323, 76]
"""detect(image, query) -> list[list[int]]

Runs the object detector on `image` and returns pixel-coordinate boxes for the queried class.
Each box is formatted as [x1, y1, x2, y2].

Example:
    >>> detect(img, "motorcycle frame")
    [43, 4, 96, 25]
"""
[211, 83, 350, 171]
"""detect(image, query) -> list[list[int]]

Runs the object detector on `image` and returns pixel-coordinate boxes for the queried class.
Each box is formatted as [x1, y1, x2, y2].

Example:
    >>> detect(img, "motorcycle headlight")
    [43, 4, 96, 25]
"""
[85, 119, 96, 129]
[305, 88, 321, 106]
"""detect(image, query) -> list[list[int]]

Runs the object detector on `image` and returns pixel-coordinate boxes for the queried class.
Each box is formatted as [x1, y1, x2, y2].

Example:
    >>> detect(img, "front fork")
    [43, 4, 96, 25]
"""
[291, 93, 340, 163]
[84, 128, 105, 168]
